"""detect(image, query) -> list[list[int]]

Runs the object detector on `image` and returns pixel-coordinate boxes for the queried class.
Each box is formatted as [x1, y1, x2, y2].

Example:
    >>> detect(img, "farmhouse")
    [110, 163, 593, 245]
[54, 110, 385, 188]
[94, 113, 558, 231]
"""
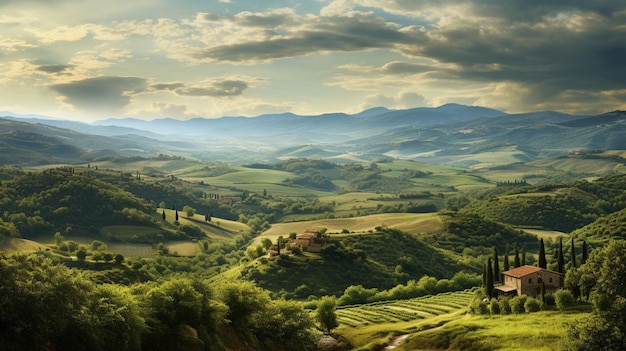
[495, 265, 562, 298]
[287, 230, 325, 252]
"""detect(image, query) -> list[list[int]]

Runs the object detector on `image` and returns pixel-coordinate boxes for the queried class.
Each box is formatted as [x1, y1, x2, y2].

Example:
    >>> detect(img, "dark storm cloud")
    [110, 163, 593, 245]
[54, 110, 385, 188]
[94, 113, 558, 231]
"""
[35, 64, 74, 73]
[49, 76, 147, 112]
[174, 80, 248, 97]
[193, 13, 412, 62]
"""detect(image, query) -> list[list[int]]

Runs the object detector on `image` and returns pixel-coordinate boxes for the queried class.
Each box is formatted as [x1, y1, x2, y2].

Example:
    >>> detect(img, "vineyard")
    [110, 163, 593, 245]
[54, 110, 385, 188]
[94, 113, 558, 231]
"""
[336, 289, 474, 328]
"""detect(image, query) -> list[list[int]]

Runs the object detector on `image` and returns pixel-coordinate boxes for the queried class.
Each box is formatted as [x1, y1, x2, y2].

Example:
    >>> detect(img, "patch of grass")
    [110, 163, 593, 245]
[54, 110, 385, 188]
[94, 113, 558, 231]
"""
[395, 311, 588, 351]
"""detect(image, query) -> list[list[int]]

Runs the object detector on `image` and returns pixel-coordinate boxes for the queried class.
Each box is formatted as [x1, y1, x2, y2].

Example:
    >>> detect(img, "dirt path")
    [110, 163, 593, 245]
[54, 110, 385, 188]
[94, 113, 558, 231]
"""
[384, 334, 409, 350]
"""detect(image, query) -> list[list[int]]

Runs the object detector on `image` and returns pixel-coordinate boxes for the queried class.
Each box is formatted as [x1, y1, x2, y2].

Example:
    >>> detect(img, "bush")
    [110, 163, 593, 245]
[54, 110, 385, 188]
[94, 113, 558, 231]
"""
[498, 297, 512, 314]
[554, 289, 575, 310]
[524, 297, 542, 312]
[470, 297, 490, 315]
[543, 294, 555, 307]
[490, 298, 501, 314]
[510, 295, 528, 314]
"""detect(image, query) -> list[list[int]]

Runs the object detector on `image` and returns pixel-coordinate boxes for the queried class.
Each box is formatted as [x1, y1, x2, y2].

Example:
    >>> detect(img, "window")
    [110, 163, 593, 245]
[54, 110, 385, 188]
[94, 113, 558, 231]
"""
[528, 278, 532, 283]
[538, 278, 543, 283]
[549, 277, 553, 283]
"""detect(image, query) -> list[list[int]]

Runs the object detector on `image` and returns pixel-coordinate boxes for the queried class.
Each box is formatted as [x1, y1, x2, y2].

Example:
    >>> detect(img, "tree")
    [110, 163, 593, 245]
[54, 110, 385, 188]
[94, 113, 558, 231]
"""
[538, 238, 547, 268]
[554, 289, 575, 310]
[567, 240, 626, 350]
[493, 247, 500, 283]
[486, 258, 494, 298]
[581, 240, 588, 264]
[570, 237, 577, 268]
[558, 238, 565, 275]
[76, 249, 87, 261]
[315, 296, 338, 334]
[503, 250, 510, 273]
[514, 247, 521, 268]
[162, 210, 165, 220]
[183, 205, 195, 218]
[114, 254, 124, 265]
[521, 247, 526, 266]
[175, 210, 178, 221]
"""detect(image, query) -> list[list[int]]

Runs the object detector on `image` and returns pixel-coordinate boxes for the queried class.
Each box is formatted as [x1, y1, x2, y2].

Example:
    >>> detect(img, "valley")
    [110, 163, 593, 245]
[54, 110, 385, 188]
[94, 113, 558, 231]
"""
[1, 105, 625, 350]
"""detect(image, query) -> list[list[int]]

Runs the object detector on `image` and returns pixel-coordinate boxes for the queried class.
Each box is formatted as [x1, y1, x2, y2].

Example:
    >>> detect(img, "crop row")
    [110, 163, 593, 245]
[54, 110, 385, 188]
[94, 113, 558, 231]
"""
[336, 290, 474, 327]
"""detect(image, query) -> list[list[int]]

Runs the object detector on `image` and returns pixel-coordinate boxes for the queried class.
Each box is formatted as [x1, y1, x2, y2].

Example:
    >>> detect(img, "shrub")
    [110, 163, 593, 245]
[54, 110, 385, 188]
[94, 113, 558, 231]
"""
[470, 297, 490, 315]
[543, 294, 555, 307]
[498, 297, 512, 314]
[524, 297, 542, 312]
[490, 298, 501, 314]
[554, 289, 575, 310]
[510, 295, 528, 314]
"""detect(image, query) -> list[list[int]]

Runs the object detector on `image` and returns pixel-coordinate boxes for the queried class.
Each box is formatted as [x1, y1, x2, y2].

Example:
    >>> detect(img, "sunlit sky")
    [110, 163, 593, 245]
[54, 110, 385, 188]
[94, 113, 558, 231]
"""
[1, 0, 625, 121]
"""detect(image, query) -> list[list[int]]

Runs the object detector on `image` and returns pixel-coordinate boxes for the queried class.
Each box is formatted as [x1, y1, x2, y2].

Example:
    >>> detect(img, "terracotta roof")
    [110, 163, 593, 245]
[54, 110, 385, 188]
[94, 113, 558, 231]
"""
[503, 265, 544, 278]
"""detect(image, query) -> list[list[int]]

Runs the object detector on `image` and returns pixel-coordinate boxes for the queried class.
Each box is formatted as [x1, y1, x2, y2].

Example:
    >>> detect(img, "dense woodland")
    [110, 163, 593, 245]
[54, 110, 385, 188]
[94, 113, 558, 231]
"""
[1, 159, 626, 350]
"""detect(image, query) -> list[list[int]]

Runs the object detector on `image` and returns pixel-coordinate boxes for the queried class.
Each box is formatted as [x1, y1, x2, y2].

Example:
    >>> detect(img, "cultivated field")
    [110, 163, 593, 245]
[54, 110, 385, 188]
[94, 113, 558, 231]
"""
[251, 213, 442, 247]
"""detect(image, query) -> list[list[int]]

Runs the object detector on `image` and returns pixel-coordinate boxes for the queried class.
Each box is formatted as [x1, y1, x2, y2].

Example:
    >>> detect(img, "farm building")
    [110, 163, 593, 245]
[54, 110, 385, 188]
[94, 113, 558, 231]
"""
[287, 230, 325, 252]
[495, 265, 562, 298]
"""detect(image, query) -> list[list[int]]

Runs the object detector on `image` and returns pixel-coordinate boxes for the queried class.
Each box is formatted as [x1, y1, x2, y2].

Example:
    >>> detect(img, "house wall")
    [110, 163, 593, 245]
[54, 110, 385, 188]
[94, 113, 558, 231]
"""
[518, 271, 562, 297]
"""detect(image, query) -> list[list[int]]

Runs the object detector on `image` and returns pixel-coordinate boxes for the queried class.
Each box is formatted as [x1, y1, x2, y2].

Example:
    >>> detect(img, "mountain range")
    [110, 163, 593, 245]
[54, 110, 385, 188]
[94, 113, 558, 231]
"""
[1, 104, 625, 166]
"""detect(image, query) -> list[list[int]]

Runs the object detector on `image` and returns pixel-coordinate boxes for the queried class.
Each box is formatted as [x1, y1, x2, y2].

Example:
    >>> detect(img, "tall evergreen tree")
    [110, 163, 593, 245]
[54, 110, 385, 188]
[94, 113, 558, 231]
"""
[486, 258, 494, 298]
[514, 248, 521, 268]
[570, 237, 577, 268]
[521, 247, 526, 266]
[162, 209, 166, 220]
[493, 247, 500, 283]
[503, 250, 510, 273]
[482, 263, 487, 288]
[175, 210, 179, 221]
[581, 240, 588, 264]
[538, 238, 547, 268]
[558, 238, 565, 274]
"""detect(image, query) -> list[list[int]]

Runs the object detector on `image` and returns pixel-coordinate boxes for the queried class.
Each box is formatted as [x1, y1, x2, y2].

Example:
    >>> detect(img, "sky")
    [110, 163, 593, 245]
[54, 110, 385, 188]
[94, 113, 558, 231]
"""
[0, 0, 625, 121]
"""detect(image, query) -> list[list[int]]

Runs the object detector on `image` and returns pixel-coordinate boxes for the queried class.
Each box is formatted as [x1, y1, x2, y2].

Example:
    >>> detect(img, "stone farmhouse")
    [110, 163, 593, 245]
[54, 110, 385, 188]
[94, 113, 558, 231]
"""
[287, 230, 325, 252]
[495, 265, 562, 298]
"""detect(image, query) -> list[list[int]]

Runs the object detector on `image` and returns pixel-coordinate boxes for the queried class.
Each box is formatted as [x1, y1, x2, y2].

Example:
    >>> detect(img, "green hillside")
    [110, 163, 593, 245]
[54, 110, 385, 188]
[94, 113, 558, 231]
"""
[241, 228, 470, 298]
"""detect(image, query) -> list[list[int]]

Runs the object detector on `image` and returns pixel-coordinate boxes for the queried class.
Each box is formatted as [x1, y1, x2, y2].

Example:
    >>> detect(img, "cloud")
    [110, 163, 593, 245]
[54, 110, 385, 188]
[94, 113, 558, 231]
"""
[49, 76, 147, 113]
[175, 80, 248, 97]
[362, 91, 427, 110]
[149, 79, 249, 97]
[35, 64, 74, 74]
[192, 12, 411, 62]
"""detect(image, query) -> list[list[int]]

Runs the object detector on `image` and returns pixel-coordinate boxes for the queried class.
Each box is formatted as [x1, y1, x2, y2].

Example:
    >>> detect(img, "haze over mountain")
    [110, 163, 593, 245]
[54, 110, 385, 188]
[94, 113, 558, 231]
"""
[2, 104, 625, 166]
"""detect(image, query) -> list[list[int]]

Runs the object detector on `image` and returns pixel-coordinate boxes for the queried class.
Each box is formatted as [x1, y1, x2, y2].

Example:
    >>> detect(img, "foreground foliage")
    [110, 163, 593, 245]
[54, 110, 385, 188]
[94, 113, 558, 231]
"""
[0, 252, 318, 351]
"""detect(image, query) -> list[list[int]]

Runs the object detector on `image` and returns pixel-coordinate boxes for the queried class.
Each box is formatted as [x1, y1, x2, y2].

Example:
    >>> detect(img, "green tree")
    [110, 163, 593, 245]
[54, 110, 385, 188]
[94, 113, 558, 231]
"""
[570, 237, 577, 268]
[503, 250, 510, 272]
[538, 238, 547, 268]
[581, 240, 588, 264]
[183, 205, 195, 218]
[567, 240, 626, 350]
[315, 296, 339, 334]
[514, 247, 521, 268]
[558, 238, 565, 275]
[486, 258, 494, 298]
[493, 247, 500, 283]
[76, 249, 87, 261]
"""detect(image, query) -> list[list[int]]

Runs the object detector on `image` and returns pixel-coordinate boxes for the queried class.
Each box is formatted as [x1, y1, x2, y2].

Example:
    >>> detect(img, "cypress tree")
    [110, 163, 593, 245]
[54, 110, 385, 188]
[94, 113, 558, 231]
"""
[175, 210, 179, 221]
[570, 237, 577, 268]
[503, 250, 510, 273]
[514, 248, 521, 268]
[493, 247, 500, 283]
[521, 247, 526, 266]
[486, 258, 494, 298]
[482, 263, 487, 288]
[558, 238, 565, 274]
[162, 210, 166, 220]
[581, 240, 588, 264]
[538, 238, 547, 268]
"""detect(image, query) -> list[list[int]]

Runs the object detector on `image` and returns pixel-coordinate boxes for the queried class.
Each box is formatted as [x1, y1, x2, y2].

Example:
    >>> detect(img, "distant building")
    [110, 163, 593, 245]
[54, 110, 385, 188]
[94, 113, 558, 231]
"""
[287, 230, 325, 252]
[495, 265, 562, 297]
